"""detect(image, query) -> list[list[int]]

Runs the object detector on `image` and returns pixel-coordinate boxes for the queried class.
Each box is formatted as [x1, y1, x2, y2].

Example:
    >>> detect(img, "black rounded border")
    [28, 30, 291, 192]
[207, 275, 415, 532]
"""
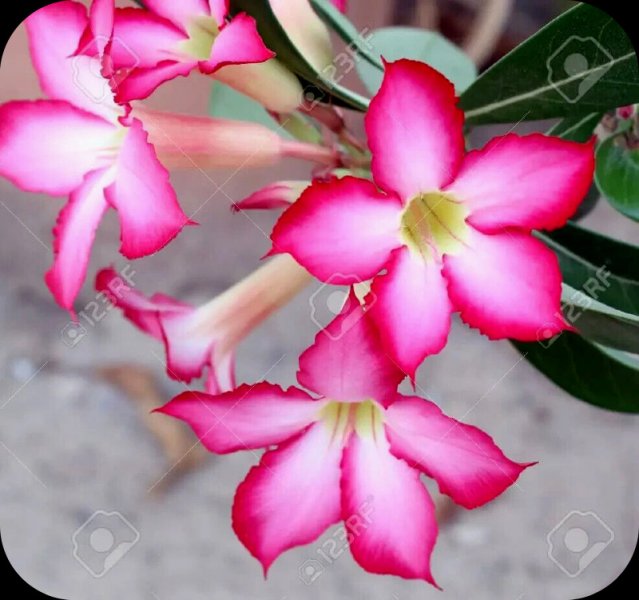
[0, 1, 636, 598]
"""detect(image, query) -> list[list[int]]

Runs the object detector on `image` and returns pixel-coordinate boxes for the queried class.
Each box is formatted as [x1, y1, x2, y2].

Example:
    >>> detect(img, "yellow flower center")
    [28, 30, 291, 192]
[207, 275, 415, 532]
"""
[400, 191, 470, 262]
[178, 16, 220, 60]
[320, 400, 384, 443]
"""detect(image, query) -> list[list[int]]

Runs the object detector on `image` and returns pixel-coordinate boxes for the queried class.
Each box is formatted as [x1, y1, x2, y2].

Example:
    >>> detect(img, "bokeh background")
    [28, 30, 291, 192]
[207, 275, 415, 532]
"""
[0, 1, 637, 599]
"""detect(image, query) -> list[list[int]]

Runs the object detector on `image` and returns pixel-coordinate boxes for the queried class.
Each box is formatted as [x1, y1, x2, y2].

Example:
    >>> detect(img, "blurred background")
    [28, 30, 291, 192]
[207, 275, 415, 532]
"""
[0, 1, 637, 598]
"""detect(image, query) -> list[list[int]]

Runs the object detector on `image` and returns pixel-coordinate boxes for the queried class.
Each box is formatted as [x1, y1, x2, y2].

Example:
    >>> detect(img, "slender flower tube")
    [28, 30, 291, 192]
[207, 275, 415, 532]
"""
[271, 59, 596, 377]
[0, 1, 193, 313]
[132, 107, 338, 169]
[96, 255, 312, 394]
[158, 292, 533, 584]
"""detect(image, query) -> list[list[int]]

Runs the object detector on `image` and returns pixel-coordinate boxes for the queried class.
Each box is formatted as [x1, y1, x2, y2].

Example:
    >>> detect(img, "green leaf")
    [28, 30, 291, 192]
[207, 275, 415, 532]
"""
[460, 4, 639, 124]
[595, 134, 639, 221]
[548, 112, 603, 142]
[309, 0, 383, 72]
[355, 27, 476, 95]
[513, 334, 639, 413]
[562, 285, 639, 354]
[230, 0, 369, 111]
[538, 223, 639, 316]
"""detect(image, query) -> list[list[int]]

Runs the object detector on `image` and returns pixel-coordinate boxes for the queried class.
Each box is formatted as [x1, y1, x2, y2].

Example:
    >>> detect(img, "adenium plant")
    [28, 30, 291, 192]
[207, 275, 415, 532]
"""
[1, 0, 638, 588]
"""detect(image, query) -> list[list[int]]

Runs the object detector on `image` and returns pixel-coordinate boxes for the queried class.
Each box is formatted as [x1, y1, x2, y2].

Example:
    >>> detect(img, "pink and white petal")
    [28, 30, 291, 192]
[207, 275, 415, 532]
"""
[45, 168, 112, 314]
[366, 59, 465, 201]
[26, 2, 119, 121]
[447, 134, 596, 233]
[232, 181, 308, 212]
[95, 267, 189, 339]
[341, 433, 439, 585]
[199, 13, 274, 74]
[159, 309, 216, 382]
[143, 0, 210, 31]
[209, 0, 230, 25]
[367, 248, 453, 379]
[105, 119, 192, 259]
[158, 383, 324, 453]
[331, 0, 348, 12]
[89, 0, 114, 54]
[297, 290, 404, 404]
[0, 100, 116, 196]
[232, 422, 343, 574]
[113, 60, 197, 104]
[111, 8, 187, 69]
[443, 227, 567, 340]
[206, 349, 236, 394]
[385, 395, 534, 509]
[271, 177, 403, 284]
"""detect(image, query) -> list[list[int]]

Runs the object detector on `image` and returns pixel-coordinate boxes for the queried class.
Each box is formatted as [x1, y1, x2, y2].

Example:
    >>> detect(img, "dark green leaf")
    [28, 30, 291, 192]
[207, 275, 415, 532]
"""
[309, 0, 383, 72]
[595, 134, 639, 221]
[548, 112, 603, 142]
[513, 334, 639, 413]
[460, 4, 639, 124]
[230, 0, 369, 111]
[562, 285, 639, 354]
[354, 27, 476, 95]
[538, 223, 639, 316]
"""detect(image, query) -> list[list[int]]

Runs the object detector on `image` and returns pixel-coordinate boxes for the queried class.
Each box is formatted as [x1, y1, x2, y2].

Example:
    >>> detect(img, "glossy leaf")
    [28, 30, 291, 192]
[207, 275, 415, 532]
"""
[513, 334, 639, 413]
[562, 285, 639, 354]
[461, 4, 639, 124]
[355, 27, 476, 95]
[548, 112, 603, 142]
[538, 223, 639, 316]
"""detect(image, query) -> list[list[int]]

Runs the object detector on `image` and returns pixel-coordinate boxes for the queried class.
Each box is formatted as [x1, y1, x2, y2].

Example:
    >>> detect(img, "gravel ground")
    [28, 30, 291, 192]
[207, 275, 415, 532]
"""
[1, 2, 638, 599]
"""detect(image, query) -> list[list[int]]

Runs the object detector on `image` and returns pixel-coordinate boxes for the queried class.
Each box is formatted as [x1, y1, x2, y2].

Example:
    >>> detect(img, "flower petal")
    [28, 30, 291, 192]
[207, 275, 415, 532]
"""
[367, 248, 452, 379]
[104, 118, 192, 259]
[366, 59, 464, 201]
[26, 1, 119, 121]
[111, 8, 186, 69]
[232, 181, 309, 212]
[209, 0, 230, 25]
[443, 227, 566, 340]
[158, 383, 323, 453]
[385, 395, 534, 509]
[95, 267, 189, 339]
[45, 168, 112, 313]
[341, 432, 438, 585]
[200, 13, 274, 74]
[271, 176, 402, 284]
[144, 0, 209, 30]
[88, 0, 114, 55]
[113, 60, 197, 104]
[232, 422, 343, 574]
[447, 134, 596, 233]
[0, 100, 116, 196]
[297, 290, 404, 405]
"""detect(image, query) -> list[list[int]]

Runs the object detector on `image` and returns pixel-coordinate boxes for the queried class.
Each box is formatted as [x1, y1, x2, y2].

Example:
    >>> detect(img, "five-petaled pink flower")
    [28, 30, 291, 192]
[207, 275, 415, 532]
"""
[158, 292, 533, 584]
[0, 1, 192, 314]
[107, 0, 274, 104]
[271, 59, 596, 377]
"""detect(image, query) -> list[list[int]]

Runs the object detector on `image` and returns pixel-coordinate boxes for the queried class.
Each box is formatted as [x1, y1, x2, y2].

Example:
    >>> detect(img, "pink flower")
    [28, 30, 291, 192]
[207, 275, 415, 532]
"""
[96, 255, 312, 393]
[0, 1, 192, 314]
[158, 293, 532, 584]
[331, 0, 348, 12]
[271, 59, 595, 377]
[107, 0, 275, 105]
